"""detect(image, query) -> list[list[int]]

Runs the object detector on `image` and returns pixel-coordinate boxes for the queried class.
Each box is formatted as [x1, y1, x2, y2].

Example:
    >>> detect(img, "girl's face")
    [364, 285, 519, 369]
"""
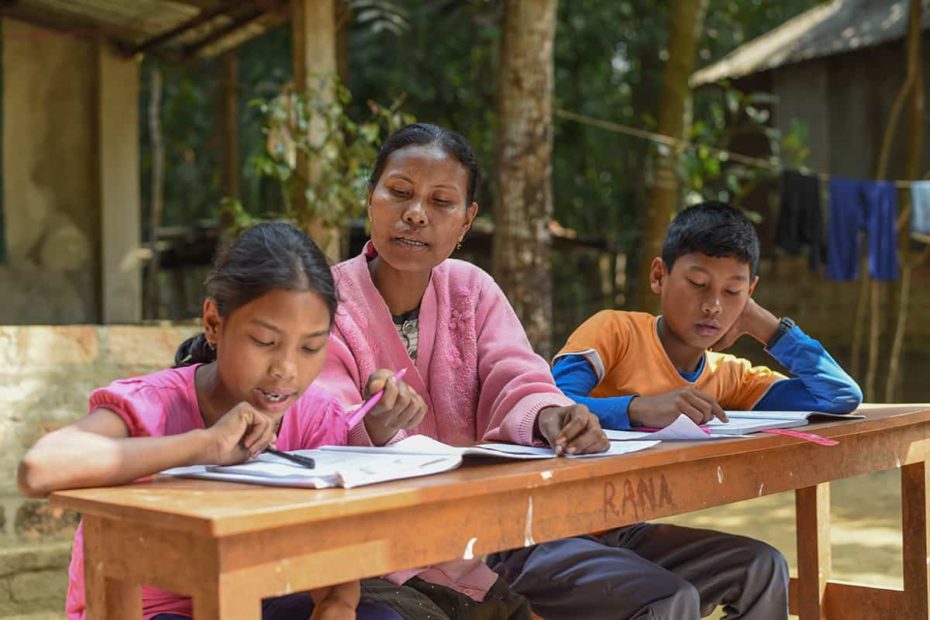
[204, 288, 331, 421]
[368, 145, 478, 274]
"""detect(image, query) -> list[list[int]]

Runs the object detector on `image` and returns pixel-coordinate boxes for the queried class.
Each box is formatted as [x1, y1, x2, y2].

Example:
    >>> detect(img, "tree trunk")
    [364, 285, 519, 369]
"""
[885, 0, 924, 401]
[634, 0, 709, 312]
[493, 0, 558, 357]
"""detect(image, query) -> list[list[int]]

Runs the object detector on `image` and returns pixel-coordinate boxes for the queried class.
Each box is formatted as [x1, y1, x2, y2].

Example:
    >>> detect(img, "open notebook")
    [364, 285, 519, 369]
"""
[705, 411, 864, 436]
[606, 411, 864, 440]
[163, 435, 660, 489]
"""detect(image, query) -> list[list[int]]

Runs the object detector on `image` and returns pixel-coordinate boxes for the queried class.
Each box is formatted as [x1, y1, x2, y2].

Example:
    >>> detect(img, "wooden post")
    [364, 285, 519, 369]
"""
[220, 51, 240, 203]
[290, 0, 341, 260]
[83, 516, 142, 619]
[902, 462, 930, 619]
[795, 483, 831, 619]
[98, 42, 142, 323]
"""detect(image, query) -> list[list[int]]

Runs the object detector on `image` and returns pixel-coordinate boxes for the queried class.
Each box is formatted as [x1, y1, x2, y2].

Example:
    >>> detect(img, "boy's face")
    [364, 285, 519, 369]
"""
[650, 252, 758, 350]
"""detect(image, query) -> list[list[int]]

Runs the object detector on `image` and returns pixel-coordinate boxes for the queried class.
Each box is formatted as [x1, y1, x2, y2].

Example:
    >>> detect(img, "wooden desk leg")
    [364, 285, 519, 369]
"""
[83, 516, 142, 620]
[902, 461, 930, 619]
[795, 484, 831, 619]
[192, 575, 262, 620]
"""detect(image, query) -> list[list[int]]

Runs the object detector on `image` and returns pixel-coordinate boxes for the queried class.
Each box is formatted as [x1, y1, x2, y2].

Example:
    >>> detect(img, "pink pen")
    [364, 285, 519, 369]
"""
[346, 368, 408, 428]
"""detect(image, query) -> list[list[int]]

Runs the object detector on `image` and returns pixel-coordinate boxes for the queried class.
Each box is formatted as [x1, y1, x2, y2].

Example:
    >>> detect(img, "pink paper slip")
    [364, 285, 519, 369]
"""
[762, 428, 839, 446]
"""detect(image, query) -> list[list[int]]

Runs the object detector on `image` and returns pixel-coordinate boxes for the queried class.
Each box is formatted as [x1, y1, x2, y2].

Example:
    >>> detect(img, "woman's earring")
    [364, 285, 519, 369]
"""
[207, 341, 216, 352]
[456, 235, 464, 250]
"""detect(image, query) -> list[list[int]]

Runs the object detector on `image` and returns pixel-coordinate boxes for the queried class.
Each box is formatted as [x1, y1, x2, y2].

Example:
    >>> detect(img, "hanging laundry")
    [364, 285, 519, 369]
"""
[826, 178, 899, 281]
[910, 180, 930, 237]
[776, 170, 824, 271]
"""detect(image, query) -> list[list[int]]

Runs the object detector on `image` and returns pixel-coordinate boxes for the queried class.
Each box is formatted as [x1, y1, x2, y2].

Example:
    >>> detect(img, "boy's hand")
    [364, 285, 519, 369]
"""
[536, 405, 610, 455]
[204, 402, 277, 465]
[628, 388, 728, 427]
[309, 581, 360, 620]
[362, 369, 427, 445]
[710, 298, 780, 352]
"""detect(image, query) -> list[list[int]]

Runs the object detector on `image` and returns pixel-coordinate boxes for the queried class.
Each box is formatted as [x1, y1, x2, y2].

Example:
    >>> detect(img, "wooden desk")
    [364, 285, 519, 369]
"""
[52, 404, 930, 620]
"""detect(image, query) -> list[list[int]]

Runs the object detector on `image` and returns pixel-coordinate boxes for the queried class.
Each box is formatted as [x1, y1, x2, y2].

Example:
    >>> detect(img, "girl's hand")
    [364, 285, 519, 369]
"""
[309, 582, 360, 620]
[362, 369, 427, 445]
[203, 402, 277, 465]
[536, 405, 610, 455]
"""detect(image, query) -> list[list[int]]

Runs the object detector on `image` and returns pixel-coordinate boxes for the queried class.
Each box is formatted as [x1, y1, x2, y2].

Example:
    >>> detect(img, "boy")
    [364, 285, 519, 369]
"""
[489, 202, 861, 619]
[553, 200, 861, 430]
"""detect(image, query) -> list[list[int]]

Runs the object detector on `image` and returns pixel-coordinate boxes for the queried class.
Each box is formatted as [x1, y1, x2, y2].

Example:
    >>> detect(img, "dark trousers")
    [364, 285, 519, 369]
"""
[488, 523, 789, 620]
[152, 586, 401, 620]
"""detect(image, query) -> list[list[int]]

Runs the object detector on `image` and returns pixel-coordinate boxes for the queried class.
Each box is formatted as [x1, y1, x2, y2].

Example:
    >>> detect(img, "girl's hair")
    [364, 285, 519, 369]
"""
[174, 221, 337, 367]
[368, 123, 481, 205]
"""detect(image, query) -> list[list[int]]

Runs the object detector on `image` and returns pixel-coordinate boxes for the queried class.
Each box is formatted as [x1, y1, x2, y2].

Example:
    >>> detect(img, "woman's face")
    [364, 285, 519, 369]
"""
[368, 145, 477, 275]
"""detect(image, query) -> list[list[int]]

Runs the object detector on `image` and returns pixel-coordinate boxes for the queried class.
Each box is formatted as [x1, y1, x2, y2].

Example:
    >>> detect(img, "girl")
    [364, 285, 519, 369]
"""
[18, 222, 400, 620]
[315, 123, 610, 619]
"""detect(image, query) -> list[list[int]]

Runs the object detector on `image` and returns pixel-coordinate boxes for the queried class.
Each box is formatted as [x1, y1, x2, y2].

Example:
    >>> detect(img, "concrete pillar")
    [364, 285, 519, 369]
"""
[98, 43, 142, 323]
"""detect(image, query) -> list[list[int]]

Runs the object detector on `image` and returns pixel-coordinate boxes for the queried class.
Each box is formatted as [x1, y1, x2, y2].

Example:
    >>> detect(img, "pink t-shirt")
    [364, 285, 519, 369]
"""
[65, 364, 347, 620]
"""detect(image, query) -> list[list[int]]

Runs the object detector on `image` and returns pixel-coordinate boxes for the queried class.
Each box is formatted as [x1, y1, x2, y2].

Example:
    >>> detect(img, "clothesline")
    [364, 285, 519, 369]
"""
[554, 108, 917, 189]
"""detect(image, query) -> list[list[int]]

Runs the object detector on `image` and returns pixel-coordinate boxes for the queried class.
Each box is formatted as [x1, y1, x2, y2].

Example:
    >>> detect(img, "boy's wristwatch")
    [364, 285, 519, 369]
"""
[767, 316, 796, 349]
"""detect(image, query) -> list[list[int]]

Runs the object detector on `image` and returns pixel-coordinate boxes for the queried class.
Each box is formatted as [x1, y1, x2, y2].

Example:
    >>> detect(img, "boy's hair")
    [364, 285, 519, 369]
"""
[174, 221, 337, 367]
[368, 122, 481, 205]
[662, 201, 760, 276]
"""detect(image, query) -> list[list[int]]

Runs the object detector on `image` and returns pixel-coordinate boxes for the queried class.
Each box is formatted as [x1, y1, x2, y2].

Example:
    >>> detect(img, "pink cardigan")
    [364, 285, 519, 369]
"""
[318, 245, 573, 600]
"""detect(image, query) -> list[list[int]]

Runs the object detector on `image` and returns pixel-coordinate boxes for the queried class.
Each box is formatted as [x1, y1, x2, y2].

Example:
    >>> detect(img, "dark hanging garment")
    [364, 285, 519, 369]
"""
[775, 170, 825, 271]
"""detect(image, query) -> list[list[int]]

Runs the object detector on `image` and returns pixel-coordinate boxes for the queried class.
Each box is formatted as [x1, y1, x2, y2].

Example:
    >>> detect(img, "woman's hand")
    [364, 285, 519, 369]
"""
[536, 405, 610, 455]
[309, 581, 360, 620]
[203, 402, 277, 465]
[362, 369, 427, 445]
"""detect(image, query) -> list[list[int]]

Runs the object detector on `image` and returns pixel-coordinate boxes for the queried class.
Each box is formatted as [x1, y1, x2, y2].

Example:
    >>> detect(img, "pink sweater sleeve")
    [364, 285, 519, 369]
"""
[319, 326, 383, 446]
[474, 275, 573, 445]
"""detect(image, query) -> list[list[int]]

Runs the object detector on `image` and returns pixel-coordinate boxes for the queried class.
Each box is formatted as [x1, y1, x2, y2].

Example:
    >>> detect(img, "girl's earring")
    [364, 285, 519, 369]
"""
[456, 235, 464, 251]
[207, 341, 216, 352]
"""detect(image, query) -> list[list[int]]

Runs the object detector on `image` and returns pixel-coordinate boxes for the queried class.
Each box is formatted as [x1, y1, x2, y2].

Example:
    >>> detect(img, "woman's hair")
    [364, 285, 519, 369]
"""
[174, 221, 337, 367]
[368, 122, 481, 205]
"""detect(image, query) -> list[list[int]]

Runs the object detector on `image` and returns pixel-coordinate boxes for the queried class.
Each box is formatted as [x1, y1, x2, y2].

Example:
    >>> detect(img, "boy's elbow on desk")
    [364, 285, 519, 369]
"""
[818, 383, 864, 414]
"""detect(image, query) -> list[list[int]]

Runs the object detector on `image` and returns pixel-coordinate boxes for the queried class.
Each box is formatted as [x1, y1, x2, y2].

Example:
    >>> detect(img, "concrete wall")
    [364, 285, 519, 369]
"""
[0, 324, 197, 618]
[1, 18, 142, 325]
[1, 19, 99, 324]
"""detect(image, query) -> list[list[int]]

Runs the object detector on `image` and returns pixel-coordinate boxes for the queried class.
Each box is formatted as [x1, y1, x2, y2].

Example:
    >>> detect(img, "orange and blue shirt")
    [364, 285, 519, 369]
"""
[554, 311, 862, 430]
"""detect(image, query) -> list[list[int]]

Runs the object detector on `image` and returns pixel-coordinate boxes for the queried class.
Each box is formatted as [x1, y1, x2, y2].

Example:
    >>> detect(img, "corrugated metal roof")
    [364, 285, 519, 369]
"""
[0, 0, 288, 58]
[692, 0, 930, 86]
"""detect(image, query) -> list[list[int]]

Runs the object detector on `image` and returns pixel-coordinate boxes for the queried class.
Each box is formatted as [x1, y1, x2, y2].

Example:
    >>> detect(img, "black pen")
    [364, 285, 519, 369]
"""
[264, 448, 315, 469]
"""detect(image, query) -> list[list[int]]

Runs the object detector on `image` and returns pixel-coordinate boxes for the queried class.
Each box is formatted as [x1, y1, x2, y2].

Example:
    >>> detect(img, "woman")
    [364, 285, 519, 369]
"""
[316, 123, 609, 619]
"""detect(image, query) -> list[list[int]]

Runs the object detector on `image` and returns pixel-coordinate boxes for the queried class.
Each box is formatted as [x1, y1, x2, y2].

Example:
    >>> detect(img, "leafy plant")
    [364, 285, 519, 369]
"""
[228, 74, 413, 233]
[681, 84, 810, 212]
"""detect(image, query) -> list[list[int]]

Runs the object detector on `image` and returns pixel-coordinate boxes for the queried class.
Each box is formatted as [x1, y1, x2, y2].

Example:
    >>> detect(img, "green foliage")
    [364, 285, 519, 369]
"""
[139, 57, 222, 231]
[682, 86, 810, 210]
[143, 0, 824, 247]
[247, 74, 414, 231]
